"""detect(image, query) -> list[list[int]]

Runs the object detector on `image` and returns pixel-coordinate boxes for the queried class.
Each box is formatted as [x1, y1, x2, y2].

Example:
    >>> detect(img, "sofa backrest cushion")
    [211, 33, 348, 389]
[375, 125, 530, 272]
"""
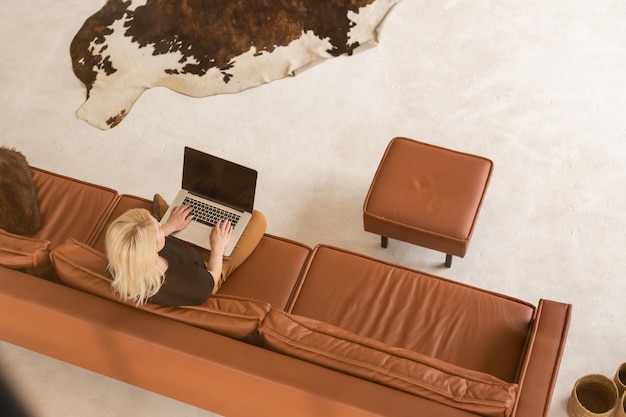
[0, 229, 52, 279]
[259, 309, 518, 417]
[50, 238, 270, 340]
[289, 245, 535, 382]
[219, 234, 312, 310]
[31, 167, 119, 248]
[90, 194, 153, 254]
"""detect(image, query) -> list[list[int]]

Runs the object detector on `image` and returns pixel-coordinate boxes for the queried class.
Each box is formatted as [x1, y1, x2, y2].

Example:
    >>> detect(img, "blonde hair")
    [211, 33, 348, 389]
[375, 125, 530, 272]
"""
[105, 208, 164, 305]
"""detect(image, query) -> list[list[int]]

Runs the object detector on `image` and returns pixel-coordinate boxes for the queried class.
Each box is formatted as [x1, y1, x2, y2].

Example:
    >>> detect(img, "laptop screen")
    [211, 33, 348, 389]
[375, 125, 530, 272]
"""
[181, 147, 257, 213]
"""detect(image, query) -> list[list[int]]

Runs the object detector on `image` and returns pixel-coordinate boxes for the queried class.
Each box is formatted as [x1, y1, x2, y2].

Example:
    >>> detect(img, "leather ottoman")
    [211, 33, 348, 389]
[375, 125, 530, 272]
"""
[363, 137, 493, 267]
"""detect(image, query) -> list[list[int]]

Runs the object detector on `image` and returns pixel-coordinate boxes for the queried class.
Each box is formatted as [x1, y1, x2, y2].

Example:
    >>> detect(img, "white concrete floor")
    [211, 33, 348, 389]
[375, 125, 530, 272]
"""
[1, 0, 626, 416]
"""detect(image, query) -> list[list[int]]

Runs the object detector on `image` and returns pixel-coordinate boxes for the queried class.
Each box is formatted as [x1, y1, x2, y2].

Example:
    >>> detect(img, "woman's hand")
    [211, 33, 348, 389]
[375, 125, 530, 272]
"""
[209, 219, 234, 254]
[161, 205, 193, 236]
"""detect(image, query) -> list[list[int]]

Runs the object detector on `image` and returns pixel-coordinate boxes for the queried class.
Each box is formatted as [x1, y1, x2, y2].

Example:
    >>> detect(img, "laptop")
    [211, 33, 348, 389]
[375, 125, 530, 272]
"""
[160, 147, 257, 256]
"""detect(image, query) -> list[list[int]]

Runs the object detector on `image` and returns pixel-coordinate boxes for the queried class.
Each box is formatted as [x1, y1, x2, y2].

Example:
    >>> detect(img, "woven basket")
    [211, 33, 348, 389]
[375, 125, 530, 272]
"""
[616, 391, 626, 417]
[615, 363, 626, 396]
[567, 374, 619, 417]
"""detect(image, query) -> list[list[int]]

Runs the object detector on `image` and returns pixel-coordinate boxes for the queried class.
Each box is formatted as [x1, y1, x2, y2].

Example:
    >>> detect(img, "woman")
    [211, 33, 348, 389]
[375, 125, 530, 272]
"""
[105, 197, 266, 306]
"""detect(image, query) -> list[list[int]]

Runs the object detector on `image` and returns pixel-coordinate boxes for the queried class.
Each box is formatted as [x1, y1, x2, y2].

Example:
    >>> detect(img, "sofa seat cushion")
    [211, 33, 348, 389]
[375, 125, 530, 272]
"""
[289, 245, 535, 382]
[218, 234, 312, 310]
[0, 229, 52, 279]
[50, 239, 270, 340]
[259, 309, 518, 417]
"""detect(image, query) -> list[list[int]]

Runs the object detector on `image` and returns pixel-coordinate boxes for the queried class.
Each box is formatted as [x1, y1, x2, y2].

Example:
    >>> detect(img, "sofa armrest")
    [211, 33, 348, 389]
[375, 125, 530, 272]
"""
[0, 229, 53, 279]
[515, 299, 572, 417]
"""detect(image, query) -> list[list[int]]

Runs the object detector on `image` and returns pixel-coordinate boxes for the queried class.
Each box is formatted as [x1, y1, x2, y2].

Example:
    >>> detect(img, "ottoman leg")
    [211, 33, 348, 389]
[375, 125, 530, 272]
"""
[445, 254, 453, 268]
[381, 236, 389, 248]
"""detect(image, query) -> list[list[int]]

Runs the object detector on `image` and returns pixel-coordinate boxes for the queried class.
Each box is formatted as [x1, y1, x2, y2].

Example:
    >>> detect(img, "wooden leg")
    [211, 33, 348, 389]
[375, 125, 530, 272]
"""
[381, 236, 388, 248]
[445, 254, 453, 268]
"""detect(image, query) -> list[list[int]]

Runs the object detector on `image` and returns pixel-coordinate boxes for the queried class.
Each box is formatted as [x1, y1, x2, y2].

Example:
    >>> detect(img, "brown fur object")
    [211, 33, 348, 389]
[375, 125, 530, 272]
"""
[0, 147, 42, 236]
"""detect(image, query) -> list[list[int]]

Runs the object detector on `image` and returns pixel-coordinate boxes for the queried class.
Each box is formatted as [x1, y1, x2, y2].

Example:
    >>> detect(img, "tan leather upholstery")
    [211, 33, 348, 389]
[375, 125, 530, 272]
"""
[219, 234, 312, 310]
[289, 245, 534, 382]
[0, 167, 570, 417]
[259, 309, 518, 417]
[31, 167, 119, 248]
[0, 267, 483, 417]
[50, 238, 272, 340]
[364, 137, 493, 261]
[0, 229, 52, 278]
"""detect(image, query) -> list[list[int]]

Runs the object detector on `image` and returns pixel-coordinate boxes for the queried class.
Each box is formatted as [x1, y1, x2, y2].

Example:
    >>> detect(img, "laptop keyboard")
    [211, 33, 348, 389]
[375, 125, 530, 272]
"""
[182, 196, 241, 228]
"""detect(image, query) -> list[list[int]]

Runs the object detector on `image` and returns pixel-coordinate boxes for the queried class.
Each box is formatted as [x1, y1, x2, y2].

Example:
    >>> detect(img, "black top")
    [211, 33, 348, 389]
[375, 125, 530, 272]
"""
[150, 237, 215, 306]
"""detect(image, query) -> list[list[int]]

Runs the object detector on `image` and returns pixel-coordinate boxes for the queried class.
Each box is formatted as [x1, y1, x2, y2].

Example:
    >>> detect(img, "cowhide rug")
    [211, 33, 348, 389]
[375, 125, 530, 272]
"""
[70, 0, 400, 130]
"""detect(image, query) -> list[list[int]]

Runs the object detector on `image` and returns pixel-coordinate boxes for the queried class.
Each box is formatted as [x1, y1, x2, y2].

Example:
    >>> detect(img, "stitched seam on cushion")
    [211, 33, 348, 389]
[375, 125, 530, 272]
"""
[0, 247, 40, 256]
[0, 244, 48, 257]
[70, 239, 107, 260]
[366, 213, 468, 242]
[181, 307, 262, 320]
[183, 299, 269, 319]
[52, 252, 108, 280]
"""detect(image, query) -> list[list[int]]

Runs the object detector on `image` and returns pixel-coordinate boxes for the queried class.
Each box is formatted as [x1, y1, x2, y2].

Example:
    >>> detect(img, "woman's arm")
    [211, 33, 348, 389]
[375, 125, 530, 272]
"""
[206, 219, 233, 280]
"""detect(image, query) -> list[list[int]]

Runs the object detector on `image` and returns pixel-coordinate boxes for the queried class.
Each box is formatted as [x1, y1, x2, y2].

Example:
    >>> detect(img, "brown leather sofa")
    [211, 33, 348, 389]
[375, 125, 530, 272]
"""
[0, 167, 572, 417]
